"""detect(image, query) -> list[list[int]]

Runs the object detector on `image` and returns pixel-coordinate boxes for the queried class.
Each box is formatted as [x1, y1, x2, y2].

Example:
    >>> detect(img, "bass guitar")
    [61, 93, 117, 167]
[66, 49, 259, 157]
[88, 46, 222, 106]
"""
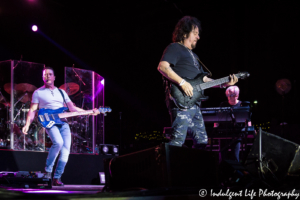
[170, 72, 250, 109]
[38, 107, 111, 128]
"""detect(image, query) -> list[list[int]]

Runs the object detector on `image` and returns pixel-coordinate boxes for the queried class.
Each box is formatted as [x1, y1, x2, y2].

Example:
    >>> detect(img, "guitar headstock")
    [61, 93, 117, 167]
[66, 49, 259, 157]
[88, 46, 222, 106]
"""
[98, 107, 112, 114]
[236, 72, 250, 80]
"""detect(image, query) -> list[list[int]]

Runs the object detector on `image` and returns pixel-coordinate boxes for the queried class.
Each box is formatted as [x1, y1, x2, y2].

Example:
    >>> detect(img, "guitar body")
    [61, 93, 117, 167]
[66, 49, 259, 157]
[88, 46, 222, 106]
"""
[37, 106, 112, 128]
[170, 72, 209, 109]
[38, 107, 69, 128]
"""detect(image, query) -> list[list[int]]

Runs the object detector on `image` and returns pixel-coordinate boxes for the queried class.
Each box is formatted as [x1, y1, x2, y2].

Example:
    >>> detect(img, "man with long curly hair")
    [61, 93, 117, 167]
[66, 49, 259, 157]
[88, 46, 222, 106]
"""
[158, 16, 238, 149]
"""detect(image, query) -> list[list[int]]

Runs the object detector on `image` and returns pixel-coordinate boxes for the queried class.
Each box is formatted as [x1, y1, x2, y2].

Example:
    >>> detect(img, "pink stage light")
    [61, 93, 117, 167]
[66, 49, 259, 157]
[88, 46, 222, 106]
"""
[32, 25, 38, 32]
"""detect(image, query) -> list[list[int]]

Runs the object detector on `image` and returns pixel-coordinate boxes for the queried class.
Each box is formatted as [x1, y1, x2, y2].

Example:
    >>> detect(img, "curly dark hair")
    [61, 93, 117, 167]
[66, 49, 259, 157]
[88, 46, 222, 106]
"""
[172, 16, 201, 43]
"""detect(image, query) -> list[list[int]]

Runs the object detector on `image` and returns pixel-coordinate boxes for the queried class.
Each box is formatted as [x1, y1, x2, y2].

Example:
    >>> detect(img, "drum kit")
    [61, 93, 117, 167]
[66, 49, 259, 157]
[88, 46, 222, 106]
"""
[0, 82, 93, 153]
[59, 82, 93, 153]
[0, 82, 40, 150]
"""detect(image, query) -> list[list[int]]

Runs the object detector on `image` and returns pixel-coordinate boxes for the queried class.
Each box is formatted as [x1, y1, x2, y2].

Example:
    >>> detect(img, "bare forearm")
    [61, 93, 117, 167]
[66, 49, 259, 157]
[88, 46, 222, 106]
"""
[25, 110, 36, 126]
[69, 106, 85, 112]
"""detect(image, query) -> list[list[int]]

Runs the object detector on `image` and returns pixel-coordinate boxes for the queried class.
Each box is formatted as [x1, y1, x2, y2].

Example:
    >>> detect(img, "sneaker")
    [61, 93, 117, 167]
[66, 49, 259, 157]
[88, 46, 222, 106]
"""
[52, 178, 64, 186]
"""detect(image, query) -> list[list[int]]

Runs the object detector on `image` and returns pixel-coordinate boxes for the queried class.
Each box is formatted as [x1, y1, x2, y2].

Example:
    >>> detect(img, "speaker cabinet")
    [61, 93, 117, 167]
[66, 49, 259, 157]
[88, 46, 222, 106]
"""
[104, 143, 219, 190]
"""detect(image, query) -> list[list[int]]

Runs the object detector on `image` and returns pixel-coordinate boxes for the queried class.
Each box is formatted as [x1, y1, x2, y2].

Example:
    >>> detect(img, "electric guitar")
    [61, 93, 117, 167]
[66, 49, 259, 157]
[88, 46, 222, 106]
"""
[170, 72, 250, 109]
[38, 107, 111, 128]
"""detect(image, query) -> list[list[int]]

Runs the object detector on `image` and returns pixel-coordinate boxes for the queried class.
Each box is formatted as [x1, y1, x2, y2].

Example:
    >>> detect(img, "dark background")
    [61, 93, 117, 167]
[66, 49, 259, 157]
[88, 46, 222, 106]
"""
[0, 0, 299, 149]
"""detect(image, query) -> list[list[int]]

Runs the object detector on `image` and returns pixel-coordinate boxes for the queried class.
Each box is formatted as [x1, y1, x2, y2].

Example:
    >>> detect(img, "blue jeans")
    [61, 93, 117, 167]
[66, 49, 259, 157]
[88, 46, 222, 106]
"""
[169, 104, 208, 148]
[45, 123, 71, 178]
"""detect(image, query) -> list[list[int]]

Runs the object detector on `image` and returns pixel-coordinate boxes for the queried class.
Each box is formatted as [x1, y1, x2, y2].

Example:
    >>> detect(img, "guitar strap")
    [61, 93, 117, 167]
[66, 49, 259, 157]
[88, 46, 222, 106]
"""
[58, 89, 70, 112]
[197, 58, 212, 77]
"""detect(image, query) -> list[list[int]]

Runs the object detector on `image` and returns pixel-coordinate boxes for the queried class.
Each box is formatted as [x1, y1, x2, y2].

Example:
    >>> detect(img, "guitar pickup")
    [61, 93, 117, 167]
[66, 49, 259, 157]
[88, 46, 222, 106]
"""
[39, 115, 45, 122]
[44, 113, 50, 121]
[51, 114, 55, 120]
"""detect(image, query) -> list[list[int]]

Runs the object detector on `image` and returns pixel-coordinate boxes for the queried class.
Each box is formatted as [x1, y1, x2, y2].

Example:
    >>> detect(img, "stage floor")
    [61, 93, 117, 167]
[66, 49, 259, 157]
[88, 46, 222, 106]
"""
[2, 185, 300, 200]
[3, 184, 104, 194]
[0, 185, 205, 200]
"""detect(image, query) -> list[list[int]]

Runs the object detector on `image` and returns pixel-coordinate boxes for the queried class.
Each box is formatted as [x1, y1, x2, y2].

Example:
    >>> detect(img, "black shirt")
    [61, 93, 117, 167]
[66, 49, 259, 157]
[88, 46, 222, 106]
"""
[160, 43, 204, 79]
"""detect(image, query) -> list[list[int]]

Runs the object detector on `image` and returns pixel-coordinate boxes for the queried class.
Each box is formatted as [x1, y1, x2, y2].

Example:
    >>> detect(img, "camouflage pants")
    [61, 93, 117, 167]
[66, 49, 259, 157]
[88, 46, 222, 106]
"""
[169, 104, 208, 148]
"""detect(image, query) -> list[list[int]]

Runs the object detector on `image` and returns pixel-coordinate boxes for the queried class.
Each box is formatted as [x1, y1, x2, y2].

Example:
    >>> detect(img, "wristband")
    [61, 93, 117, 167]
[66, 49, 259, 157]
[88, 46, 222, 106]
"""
[179, 79, 186, 86]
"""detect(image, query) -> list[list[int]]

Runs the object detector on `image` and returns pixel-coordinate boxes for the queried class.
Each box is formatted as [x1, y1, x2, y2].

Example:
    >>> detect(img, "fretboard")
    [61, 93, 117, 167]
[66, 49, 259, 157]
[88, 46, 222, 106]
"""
[199, 76, 230, 90]
[58, 110, 94, 118]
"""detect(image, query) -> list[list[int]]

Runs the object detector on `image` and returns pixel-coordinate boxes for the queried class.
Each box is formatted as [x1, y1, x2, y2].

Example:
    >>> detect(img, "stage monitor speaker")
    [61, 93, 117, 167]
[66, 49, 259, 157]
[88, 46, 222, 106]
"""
[245, 131, 300, 183]
[104, 143, 219, 190]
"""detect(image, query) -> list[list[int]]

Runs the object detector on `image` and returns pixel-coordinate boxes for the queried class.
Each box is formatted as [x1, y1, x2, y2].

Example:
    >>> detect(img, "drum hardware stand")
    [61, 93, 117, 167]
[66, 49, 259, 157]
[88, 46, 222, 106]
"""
[73, 66, 88, 151]
[13, 92, 27, 107]
[0, 88, 10, 123]
[70, 117, 79, 153]
[71, 118, 81, 153]
[81, 93, 85, 109]
[13, 103, 25, 123]
[21, 107, 28, 126]
[85, 115, 89, 147]
[11, 103, 25, 150]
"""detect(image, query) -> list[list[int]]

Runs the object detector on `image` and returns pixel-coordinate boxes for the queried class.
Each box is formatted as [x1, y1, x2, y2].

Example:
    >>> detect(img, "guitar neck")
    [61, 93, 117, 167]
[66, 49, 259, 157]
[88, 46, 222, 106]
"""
[199, 76, 231, 90]
[58, 110, 94, 119]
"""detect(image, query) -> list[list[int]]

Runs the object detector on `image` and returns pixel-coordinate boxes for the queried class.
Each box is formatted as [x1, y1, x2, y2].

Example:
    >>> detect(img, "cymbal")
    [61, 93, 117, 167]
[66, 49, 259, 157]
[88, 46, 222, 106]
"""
[0, 102, 10, 107]
[0, 95, 10, 107]
[59, 82, 79, 96]
[15, 83, 37, 93]
[4, 83, 16, 94]
[71, 91, 91, 100]
[19, 93, 33, 103]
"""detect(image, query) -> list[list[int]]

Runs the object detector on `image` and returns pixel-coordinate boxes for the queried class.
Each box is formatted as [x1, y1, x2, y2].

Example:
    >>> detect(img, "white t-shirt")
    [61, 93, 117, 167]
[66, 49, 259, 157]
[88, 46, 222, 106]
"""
[32, 86, 71, 110]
